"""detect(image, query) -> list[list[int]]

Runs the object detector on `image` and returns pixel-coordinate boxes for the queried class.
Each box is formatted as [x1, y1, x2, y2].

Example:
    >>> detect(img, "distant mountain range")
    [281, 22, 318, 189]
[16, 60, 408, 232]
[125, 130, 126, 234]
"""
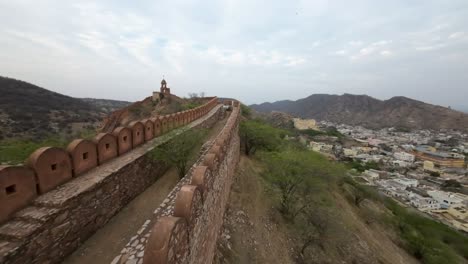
[0, 76, 130, 140]
[250, 94, 468, 132]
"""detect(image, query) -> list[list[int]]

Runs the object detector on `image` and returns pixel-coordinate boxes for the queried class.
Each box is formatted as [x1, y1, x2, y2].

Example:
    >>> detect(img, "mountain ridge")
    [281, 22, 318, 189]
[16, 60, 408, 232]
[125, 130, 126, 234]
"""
[0, 76, 129, 140]
[250, 93, 468, 132]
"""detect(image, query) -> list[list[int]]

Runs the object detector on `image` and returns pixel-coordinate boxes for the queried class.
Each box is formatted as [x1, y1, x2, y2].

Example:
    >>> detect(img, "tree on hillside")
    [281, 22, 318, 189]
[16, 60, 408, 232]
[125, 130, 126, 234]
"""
[239, 120, 282, 155]
[151, 129, 206, 178]
[240, 104, 251, 118]
[260, 151, 315, 217]
[298, 207, 334, 255]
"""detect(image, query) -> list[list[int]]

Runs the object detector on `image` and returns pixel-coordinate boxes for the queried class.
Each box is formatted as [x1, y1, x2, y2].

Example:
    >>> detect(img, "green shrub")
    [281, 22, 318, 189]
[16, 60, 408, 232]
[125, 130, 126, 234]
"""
[240, 104, 251, 118]
[0, 137, 67, 165]
[239, 120, 283, 155]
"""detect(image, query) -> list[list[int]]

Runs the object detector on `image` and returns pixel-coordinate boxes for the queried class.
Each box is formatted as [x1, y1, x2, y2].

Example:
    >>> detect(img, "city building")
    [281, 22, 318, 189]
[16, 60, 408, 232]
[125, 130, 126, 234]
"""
[293, 118, 317, 130]
[408, 193, 439, 211]
[427, 190, 464, 209]
[394, 152, 415, 162]
[393, 178, 418, 188]
[412, 146, 465, 168]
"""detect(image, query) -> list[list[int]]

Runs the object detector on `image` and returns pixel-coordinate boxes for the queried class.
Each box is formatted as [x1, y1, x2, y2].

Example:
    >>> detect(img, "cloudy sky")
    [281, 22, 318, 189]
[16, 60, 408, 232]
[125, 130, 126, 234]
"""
[1, 0, 467, 108]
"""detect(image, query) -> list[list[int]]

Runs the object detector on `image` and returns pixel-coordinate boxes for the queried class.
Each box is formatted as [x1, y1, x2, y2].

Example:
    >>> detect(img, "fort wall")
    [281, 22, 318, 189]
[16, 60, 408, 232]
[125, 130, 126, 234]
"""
[0, 98, 220, 264]
[112, 101, 241, 264]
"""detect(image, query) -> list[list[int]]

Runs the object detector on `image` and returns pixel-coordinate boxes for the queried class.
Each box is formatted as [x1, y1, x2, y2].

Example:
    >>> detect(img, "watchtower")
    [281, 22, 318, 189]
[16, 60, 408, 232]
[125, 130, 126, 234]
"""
[160, 79, 171, 95]
[152, 78, 172, 101]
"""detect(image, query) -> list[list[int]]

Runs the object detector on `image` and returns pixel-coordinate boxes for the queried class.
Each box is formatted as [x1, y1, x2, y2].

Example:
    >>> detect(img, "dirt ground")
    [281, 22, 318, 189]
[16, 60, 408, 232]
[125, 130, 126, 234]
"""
[307, 192, 420, 264]
[214, 155, 420, 264]
[214, 156, 295, 264]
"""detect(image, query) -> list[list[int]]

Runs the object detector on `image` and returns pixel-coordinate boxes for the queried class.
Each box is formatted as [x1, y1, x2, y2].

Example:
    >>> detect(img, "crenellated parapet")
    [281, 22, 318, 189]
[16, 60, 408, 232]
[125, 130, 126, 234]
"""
[135, 102, 241, 264]
[0, 97, 219, 225]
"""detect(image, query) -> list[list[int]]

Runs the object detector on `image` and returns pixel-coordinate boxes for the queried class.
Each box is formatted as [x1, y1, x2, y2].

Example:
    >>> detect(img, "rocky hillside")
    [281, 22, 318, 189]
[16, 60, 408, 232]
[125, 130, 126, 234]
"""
[99, 93, 206, 133]
[251, 94, 468, 131]
[253, 111, 295, 130]
[81, 98, 132, 114]
[0, 76, 127, 140]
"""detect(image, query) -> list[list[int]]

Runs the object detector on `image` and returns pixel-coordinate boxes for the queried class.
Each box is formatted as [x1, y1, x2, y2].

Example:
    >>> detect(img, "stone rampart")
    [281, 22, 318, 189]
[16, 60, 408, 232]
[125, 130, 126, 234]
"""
[112, 101, 241, 264]
[0, 98, 219, 264]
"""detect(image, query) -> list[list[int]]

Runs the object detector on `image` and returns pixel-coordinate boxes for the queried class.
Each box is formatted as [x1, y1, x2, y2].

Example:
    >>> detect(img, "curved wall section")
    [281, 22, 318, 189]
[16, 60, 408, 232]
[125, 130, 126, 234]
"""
[113, 127, 133, 155]
[66, 139, 98, 176]
[26, 147, 73, 193]
[0, 166, 37, 223]
[94, 133, 118, 164]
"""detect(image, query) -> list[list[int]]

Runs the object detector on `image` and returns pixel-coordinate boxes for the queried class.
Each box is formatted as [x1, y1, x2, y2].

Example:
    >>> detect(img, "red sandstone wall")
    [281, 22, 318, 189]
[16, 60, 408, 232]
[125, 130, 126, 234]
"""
[142, 104, 241, 264]
[66, 139, 98, 176]
[0, 166, 37, 223]
[0, 99, 221, 264]
[93, 133, 118, 164]
[0, 97, 218, 230]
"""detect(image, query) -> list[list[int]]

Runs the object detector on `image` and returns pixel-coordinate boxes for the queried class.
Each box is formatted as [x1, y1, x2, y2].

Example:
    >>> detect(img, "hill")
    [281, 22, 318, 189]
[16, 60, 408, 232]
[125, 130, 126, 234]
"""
[81, 98, 132, 114]
[99, 94, 206, 133]
[0, 76, 126, 140]
[250, 93, 468, 131]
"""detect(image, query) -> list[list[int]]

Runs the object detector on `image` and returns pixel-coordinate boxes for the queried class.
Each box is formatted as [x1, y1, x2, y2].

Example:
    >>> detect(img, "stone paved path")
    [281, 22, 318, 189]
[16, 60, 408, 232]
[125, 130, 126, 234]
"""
[63, 167, 180, 264]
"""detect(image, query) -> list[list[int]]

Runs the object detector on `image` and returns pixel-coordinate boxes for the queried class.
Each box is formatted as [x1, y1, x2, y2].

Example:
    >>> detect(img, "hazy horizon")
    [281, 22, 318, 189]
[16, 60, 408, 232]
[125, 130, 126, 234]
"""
[1, 1, 468, 107]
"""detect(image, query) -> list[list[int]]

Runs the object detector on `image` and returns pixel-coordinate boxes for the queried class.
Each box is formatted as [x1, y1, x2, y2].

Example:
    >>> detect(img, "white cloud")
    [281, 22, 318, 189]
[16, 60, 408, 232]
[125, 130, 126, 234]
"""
[335, 50, 347, 55]
[348, 41, 363, 46]
[449, 32, 465, 39]
[380, 50, 392, 56]
[312, 41, 321, 47]
[0, 0, 468, 107]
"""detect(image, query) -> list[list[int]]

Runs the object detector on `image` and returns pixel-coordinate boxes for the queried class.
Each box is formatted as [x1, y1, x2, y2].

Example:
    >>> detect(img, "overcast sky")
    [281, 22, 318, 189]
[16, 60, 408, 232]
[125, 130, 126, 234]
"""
[1, 0, 467, 108]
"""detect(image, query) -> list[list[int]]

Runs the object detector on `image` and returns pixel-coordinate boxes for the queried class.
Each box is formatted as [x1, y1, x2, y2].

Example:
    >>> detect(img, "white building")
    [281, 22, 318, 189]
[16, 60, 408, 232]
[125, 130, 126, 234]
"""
[393, 178, 418, 188]
[392, 160, 411, 167]
[408, 193, 439, 211]
[394, 152, 415, 162]
[427, 190, 464, 209]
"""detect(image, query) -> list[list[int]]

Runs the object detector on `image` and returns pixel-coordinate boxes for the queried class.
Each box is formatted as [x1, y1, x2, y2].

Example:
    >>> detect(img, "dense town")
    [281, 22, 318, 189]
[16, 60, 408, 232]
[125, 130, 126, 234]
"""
[293, 118, 468, 233]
